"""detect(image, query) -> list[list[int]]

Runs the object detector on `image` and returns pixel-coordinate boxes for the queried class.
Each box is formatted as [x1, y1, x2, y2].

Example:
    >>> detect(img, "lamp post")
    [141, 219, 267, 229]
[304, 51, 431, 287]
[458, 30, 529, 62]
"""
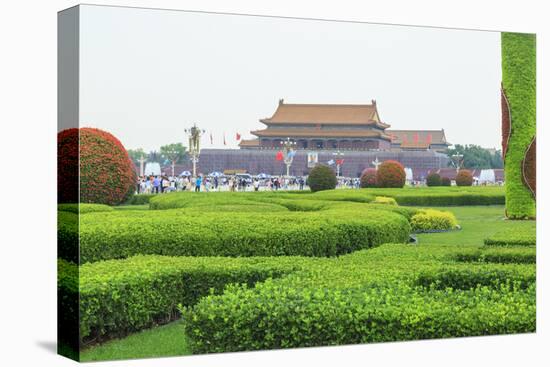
[137, 154, 147, 177]
[164, 151, 178, 177]
[372, 156, 382, 171]
[451, 153, 464, 174]
[333, 150, 344, 177]
[280, 137, 297, 177]
[184, 124, 205, 178]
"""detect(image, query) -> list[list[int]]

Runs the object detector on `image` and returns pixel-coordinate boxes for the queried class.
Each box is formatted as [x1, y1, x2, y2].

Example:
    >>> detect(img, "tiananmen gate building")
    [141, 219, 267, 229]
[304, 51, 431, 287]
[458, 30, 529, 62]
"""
[167, 99, 452, 179]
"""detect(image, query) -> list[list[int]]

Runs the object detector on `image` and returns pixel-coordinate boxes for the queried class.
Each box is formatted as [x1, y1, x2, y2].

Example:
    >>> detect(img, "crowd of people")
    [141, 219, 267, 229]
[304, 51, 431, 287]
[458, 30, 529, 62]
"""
[135, 174, 317, 194]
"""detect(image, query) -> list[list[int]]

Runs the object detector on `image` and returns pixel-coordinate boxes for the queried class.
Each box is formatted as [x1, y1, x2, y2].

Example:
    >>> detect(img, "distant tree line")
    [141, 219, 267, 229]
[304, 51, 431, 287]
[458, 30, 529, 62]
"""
[447, 144, 503, 169]
[127, 143, 188, 166]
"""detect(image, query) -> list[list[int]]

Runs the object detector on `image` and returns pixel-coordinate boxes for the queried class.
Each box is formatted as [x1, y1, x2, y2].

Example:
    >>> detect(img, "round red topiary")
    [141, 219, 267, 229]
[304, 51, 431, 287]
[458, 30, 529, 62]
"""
[455, 169, 473, 186]
[58, 127, 136, 205]
[376, 160, 406, 188]
[360, 168, 378, 188]
[58, 128, 79, 203]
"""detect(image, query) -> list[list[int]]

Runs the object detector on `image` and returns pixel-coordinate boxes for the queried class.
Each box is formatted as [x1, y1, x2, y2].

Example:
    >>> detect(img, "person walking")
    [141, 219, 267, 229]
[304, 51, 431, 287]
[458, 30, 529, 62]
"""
[195, 175, 202, 192]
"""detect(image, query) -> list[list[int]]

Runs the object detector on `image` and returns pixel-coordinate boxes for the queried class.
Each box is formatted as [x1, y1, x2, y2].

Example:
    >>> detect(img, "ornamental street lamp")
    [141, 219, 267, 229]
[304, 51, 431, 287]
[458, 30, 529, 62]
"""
[280, 137, 297, 177]
[451, 153, 464, 174]
[372, 156, 382, 171]
[184, 124, 205, 178]
[333, 150, 344, 177]
[137, 154, 147, 177]
[163, 149, 180, 177]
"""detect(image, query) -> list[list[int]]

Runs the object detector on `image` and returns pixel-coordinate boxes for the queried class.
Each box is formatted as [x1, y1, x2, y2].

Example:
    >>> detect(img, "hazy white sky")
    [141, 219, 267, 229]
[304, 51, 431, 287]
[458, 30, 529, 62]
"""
[80, 5, 502, 152]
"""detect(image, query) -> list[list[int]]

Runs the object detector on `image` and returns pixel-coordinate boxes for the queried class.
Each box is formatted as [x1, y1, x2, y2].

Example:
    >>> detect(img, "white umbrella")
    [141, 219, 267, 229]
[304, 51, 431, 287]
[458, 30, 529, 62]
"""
[209, 171, 223, 177]
[179, 170, 192, 176]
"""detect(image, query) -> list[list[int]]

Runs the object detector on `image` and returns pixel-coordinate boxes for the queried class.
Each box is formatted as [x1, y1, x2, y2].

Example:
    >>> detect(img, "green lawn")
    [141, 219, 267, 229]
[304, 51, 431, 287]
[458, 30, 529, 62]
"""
[416, 206, 535, 247]
[77, 204, 535, 361]
[80, 321, 190, 362]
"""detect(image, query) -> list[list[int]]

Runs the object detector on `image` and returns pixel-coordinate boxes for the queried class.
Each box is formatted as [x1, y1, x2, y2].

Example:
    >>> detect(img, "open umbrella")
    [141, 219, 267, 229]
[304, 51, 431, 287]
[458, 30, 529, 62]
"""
[257, 173, 270, 179]
[179, 171, 192, 177]
[209, 171, 223, 177]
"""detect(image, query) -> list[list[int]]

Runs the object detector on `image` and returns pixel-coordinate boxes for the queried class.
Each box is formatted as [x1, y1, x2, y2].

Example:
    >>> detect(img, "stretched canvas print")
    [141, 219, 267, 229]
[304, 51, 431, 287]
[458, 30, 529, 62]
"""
[57, 4, 536, 362]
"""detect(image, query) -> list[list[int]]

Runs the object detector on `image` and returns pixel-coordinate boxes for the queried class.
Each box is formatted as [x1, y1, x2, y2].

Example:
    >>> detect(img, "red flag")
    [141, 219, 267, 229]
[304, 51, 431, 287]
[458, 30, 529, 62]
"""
[223, 133, 226, 146]
[236, 132, 241, 141]
[210, 132, 213, 145]
[275, 151, 284, 161]
[336, 159, 344, 165]
[426, 133, 432, 145]
[413, 133, 419, 144]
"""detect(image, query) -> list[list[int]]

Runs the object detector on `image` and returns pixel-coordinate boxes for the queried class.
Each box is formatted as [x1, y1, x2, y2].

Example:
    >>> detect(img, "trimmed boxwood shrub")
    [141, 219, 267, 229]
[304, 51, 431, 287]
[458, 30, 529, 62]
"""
[307, 165, 337, 192]
[455, 170, 473, 186]
[58, 211, 78, 263]
[416, 265, 535, 290]
[426, 173, 442, 187]
[360, 168, 377, 188]
[484, 227, 536, 247]
[373, 196, 397, 206]
[441, 177, 451, 186]
[376, 160, 405, 188]
[58, 128, 137, 205]
[58, 256, 304, 343]
[410, 209, 458, 232]
[454, 247, 536, 264]
[76, 200, 411, 263]
[124, 193, 155, 205]
[182, 246, 535, 354]
[501, 32, 536, 219]
[58, 203, 114, 214]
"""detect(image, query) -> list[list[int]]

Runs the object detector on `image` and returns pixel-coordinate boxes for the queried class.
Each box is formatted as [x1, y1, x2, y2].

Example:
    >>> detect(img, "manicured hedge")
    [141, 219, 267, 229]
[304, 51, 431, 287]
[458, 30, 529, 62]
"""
[416, 265, 535, 290]
[453, 247, 536, 264]
[58, 203, 114, 214]
[77, 201, 411, 263]
[501, 32, 536, 219]
[426, 173, 442, 187]
[484, 228, 536, 247]
[58, 256, 305, 343]
[124, 194, 155, 205]
[410, 209, 458, 232]
[58, 211, 79, 263]
[182, 245, 535, 353]
[358, 188, 504, 206]
[307, 165, 337, 192]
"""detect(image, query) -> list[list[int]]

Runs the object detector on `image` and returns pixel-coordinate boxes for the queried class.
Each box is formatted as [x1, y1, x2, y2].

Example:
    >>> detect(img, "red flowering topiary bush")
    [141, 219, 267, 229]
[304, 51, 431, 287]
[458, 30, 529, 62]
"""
[57, 127, 136, 205]
[58, 128, 79, 203]
[455, 169, 473, 187]
[376, 160, 406, 188]
[360, 168, 378, 188]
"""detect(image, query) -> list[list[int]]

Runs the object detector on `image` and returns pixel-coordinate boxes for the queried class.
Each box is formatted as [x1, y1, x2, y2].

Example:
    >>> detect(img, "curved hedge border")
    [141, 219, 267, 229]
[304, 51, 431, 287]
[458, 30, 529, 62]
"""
[501, 32, 536, 219]
[59, 256, 305, 343]
[181, 246, 535, 353]
[484, 227, 536, 247]
[453, 247, 536, 264]
[58, 203, 114, 214]
[75, 200, 411, 263]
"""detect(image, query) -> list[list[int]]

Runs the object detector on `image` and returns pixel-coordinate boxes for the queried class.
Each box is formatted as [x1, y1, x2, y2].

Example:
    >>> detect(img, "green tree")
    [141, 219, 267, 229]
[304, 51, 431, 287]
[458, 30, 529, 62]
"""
[447, 144, 503, 169]
[160, 143, 188, 176]
[127, 148, 146, 164]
